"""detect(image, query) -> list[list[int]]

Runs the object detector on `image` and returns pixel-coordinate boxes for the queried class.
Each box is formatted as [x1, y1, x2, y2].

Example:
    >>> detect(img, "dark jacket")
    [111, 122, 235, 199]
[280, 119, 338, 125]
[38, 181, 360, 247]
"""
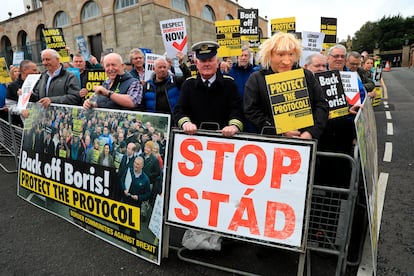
[96, 72, 141, 110]
[120, 168, 151, 207]
[140, 153, 161, 185]
[174, 72, 244, 131]
[142, 67, 189, 121]
[6, 76, 24, 101]
[31, 66, 81, 105]
[143, 75, 180, 113]
[244, 68, 329, 139]
[229, 63, 256, 98]
[357, 67, 375, 92]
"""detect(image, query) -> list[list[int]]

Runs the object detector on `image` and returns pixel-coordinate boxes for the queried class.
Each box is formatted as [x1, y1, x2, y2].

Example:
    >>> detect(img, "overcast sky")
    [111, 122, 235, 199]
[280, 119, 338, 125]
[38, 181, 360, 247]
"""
[1, 0, 413, 41]
[238, 0, 414, 41]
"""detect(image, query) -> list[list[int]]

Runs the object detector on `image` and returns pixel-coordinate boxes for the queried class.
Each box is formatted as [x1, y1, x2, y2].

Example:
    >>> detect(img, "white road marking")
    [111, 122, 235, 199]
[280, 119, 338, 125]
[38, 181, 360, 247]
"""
[385, 111, 392, 120]
[387, 122, 393, 135]
[383, 142, 392, 162]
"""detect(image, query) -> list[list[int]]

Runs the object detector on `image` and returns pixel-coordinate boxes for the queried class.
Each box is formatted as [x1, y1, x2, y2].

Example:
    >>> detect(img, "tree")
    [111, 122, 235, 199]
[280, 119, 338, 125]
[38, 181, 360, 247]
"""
[352, 15, 414, 52]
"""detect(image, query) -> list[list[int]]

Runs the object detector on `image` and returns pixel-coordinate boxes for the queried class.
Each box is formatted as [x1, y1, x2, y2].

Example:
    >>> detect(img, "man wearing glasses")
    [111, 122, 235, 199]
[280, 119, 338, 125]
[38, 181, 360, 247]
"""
[346, 51, 375, 96]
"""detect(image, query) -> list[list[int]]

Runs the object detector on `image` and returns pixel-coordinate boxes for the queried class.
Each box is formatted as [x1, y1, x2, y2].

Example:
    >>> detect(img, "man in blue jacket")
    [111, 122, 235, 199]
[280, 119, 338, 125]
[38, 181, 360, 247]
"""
[142, 54, 190, 122]
[229, 46, 257, 132]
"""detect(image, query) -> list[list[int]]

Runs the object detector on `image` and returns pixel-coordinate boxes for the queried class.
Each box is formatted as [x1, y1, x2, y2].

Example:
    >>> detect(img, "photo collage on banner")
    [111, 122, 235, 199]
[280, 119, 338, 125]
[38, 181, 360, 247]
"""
[18, 103, 170, 265]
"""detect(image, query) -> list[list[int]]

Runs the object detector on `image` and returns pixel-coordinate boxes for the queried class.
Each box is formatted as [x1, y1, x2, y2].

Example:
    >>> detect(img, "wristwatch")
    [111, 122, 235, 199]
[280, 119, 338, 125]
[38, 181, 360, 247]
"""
[107, 90, 113, 98]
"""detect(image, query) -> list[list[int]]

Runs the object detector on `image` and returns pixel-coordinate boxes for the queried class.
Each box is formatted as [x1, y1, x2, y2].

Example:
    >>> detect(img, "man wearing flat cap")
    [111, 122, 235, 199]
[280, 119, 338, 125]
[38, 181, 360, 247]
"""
[174, 41, 244, 137]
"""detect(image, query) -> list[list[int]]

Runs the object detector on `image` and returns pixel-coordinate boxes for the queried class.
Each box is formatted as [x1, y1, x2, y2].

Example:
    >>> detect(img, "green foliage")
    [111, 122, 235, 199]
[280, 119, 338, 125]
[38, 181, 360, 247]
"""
[352, 14, 414, 52]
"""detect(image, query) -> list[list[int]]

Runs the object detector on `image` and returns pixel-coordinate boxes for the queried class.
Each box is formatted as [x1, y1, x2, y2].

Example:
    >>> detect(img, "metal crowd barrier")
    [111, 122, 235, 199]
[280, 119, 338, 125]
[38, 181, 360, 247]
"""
[306, 148, 360, 276]
[4, 114, 362, 274]
[0, 106, 23, 173]
[166, 146, 360, 276]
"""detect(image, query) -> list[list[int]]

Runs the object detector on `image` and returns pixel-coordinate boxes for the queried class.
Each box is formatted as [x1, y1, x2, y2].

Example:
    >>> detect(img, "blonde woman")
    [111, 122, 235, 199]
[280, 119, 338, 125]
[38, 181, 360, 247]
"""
[9, 66, 20, 82]
[244, 32, 328, 140]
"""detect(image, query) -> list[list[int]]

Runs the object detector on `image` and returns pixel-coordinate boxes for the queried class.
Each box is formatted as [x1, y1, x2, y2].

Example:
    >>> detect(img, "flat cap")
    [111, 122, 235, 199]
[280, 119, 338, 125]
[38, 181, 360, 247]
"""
[191, 41, 219, 60]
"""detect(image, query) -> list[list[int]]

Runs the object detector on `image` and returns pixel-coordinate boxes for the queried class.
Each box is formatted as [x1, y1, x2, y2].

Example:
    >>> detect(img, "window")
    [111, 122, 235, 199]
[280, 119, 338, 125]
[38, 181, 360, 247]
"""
[171, 0, 189, 14]
[81, 1, 101, 21]
[202, 5, 215, 22]
[54, 11, 69, 27]
[32, 0, 41, 9]
[115, 0, 138, 10]
[225, 14, 234, 20]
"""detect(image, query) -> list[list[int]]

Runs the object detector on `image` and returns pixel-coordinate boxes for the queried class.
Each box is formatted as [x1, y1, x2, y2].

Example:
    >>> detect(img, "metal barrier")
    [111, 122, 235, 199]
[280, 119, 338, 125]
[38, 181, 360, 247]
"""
[307, 149, 359, 276]
[4, 112, 361, 274]
[0, 107, 23, 173]
[167, 147, 360, 276]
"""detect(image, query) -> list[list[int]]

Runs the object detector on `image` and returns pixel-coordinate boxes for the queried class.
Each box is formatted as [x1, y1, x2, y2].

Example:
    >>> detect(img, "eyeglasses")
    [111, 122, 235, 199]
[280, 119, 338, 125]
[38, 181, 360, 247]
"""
[330, 54, 345, 59]
[348, 62, 361, 67]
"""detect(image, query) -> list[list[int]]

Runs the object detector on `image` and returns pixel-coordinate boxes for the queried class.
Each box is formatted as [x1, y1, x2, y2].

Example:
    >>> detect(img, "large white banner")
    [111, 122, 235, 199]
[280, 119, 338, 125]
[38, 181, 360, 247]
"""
[18, 103, 170, 265]
[167, 131, 316, 249]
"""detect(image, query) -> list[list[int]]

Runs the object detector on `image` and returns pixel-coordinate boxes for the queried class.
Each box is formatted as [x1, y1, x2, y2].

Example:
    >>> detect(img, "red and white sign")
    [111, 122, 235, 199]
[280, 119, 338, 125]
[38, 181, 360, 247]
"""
[167, 133, 315, 248]
[160, 18, 188, 58]
[144, 53, 163, 81]
[17, 74, 41, 111]
[340, 71, 361, 105]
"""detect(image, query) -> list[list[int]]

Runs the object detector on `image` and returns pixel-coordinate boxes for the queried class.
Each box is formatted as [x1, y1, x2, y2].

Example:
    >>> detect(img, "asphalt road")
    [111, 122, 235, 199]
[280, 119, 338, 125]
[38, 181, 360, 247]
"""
[375, 67, 414, 276]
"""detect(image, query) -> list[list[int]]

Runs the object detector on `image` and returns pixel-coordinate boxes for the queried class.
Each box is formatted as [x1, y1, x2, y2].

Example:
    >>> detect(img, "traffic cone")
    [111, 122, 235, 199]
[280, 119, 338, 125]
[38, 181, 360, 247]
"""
[384, 61, 390, 72]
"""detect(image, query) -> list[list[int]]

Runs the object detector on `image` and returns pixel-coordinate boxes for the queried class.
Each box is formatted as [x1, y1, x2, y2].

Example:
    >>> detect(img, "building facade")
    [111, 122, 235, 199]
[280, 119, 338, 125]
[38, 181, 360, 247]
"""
[0, 0, 268, 66]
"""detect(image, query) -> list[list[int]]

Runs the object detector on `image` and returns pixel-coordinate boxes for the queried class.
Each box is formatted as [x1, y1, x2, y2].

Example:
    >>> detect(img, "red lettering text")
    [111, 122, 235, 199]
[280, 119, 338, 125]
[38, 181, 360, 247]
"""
[207, 141, 235, 180]
[228, 195, 260, 235]
[178, 138, 203, 177]
[175, 187, 198, 221]
[271, 148, 301, 189]
[202, 191, 229, 227]
[235, 144, 266, 185]
[264, 201, 295, 239]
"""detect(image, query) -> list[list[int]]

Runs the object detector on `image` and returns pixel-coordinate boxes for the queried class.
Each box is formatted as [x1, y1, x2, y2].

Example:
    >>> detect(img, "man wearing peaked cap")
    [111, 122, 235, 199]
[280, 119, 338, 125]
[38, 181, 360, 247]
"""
[174, 40, 244, 137]
[192, 41, 220, 60]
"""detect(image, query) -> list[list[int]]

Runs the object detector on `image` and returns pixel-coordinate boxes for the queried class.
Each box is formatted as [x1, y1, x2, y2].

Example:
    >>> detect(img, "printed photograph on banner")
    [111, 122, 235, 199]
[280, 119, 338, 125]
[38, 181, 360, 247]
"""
[314, 70, 349, 119]
[215, 19, 242, 57]
[166, 130, 316, 249]
[340, 71, 362, 105]
[17, 103, 170, 265]
[159, 18, 188, 59]
[265, 68, 314, 134]
[42, 28, 70, 63]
